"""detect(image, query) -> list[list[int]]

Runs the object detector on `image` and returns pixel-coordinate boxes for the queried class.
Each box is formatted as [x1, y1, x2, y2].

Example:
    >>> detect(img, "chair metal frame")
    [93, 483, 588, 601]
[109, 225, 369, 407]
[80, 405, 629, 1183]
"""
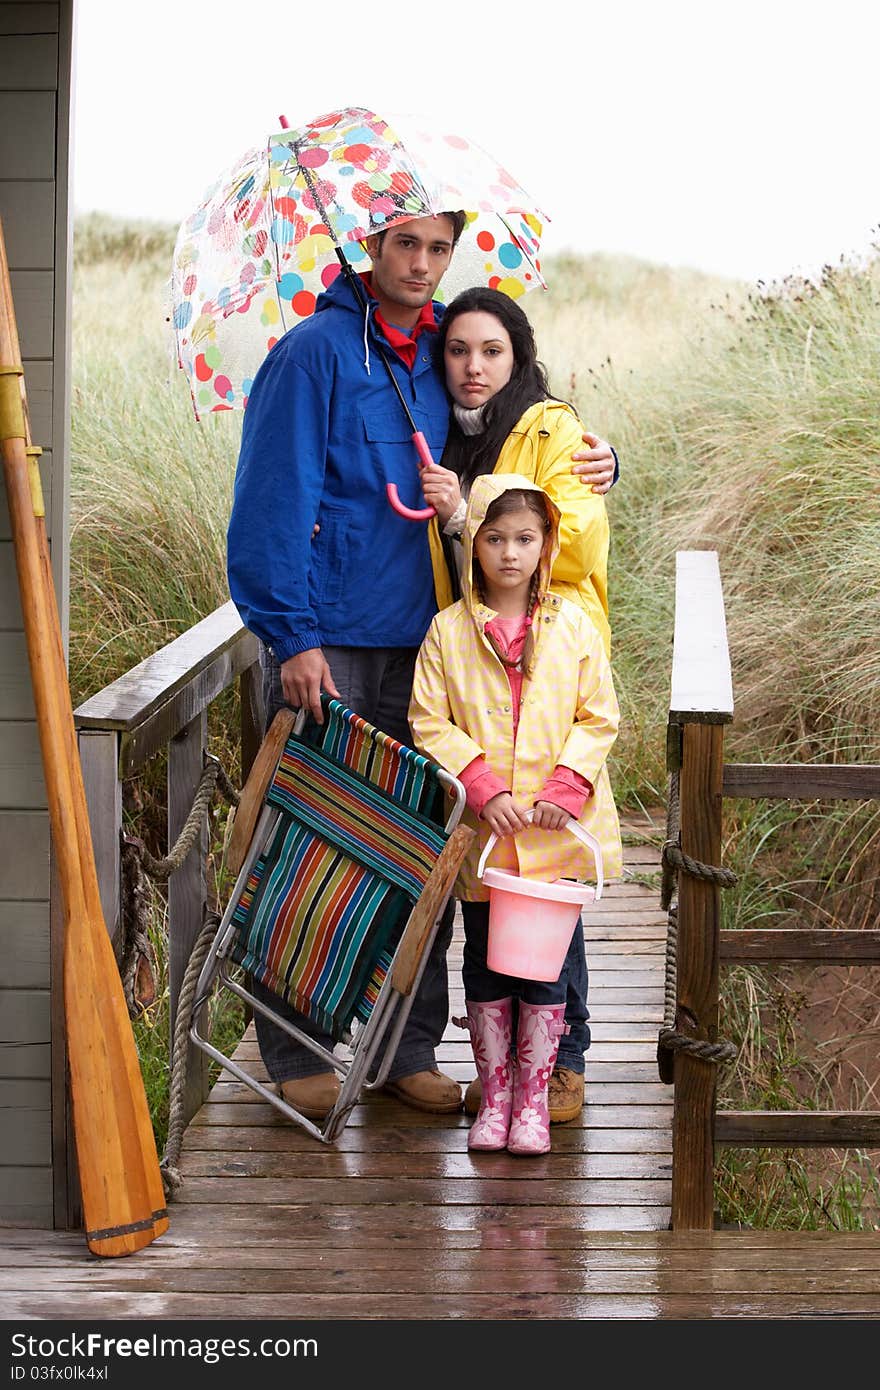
[189, 703, 471, 1143]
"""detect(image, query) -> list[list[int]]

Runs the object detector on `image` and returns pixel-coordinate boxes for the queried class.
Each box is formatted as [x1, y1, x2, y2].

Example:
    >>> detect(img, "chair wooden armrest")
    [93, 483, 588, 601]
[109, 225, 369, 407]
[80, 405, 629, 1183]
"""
[391, 822, 475, 995]
[227, 707, 296, 875]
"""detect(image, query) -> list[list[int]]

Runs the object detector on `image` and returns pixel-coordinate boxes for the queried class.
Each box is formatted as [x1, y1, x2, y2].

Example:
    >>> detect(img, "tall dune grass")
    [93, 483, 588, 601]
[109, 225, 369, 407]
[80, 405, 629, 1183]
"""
[70, 215, 240, 703]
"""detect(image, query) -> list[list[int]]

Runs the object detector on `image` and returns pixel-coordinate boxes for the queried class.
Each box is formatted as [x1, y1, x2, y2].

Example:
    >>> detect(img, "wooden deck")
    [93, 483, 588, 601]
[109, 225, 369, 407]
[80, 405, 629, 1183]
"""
[4, 814, 880, 1320]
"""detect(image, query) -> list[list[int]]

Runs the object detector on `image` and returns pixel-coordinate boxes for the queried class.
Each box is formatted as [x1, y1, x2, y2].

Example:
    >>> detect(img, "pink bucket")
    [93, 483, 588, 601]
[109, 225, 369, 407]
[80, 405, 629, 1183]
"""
[477, 815, 604, 983]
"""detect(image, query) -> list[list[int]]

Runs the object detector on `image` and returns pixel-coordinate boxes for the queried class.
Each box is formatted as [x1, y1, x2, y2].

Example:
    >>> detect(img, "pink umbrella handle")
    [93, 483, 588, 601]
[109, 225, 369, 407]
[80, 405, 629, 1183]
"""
[386, 429, 437, 521]
[386, 484, 436, 521]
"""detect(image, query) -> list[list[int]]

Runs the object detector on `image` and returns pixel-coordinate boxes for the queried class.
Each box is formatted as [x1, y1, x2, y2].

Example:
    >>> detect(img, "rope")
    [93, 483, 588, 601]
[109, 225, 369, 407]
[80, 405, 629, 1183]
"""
[117, 752, 242, 1188]
[657, 768, 737, 1080]
[119, 836, 159, 1020]
[160, 913, 220, 1197]
[127, 756, 239, 884]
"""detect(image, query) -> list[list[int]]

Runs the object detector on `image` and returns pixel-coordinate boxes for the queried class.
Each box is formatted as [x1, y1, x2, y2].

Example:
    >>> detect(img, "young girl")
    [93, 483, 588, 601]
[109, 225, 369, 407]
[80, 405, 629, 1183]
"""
[421, 286, 614, 1125]
[409, 474, 622, 1156]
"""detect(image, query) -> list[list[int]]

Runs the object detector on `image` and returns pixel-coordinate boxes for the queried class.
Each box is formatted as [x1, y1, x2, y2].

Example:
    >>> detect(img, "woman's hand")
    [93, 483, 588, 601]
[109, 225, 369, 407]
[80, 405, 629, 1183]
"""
[531, 800, 570, 831]
[419, 463, 462, 524]
[571, 433, 616, 495]
[481, 792, 530, 838]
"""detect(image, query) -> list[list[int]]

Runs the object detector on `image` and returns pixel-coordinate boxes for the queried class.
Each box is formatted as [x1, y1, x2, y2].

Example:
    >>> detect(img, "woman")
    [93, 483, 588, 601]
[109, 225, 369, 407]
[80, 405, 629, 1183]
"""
[422, 286, 611, 657]
[419, 286, 615, 1123]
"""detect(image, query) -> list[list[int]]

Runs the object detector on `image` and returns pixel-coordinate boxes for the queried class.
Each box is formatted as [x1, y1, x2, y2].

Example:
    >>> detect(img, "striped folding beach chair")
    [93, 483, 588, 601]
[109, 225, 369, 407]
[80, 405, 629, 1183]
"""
[190, 696, 472, 1143]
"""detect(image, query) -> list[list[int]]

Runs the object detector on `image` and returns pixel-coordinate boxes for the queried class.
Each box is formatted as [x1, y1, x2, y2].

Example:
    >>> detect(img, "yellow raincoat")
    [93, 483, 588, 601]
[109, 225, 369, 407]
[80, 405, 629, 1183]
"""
[409, 473, 622, 901]
[484, 399, 610, 655]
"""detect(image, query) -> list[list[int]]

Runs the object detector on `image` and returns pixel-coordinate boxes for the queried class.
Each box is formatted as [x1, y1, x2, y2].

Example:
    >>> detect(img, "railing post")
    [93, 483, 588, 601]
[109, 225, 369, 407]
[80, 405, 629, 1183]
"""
[168, 710, 211, 1125]
[667, 551, 734, 1230]
[77, 729, 122, 949]
[672, 720, 725, 1228]
[239, 659, 264, 783]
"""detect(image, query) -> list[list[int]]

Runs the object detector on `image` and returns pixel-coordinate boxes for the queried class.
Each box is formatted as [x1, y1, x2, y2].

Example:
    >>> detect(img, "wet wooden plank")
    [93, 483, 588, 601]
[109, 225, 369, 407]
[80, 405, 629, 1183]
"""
[14, 1242, 880, 1275]
[188, 1102, 673, 1132]
[3, 1265, 879, 1297]
[4, 1290, 878, 1320]
[180, 1125, 672, 1155]
[178, 1151, 673, 1181]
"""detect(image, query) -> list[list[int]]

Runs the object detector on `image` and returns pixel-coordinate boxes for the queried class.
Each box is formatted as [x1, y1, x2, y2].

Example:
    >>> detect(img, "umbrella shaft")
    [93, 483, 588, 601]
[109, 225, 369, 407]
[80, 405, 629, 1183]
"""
[292, 151, 422, 437]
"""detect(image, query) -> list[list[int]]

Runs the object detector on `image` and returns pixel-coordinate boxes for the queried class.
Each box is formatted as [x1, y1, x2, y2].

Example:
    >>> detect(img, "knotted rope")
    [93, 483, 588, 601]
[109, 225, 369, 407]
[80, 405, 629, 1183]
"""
[118, 753, 241, 1196]
[119, 756, 239, 1019]
[159, 913, 221, 1197]
[657, 768, 737, 1081]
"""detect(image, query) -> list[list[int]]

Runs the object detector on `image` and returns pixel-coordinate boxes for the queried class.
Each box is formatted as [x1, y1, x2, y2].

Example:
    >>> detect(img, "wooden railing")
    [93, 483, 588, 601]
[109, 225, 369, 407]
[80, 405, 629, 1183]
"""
[73, 601, 262, 1126]
[667, 550, 880, 1229]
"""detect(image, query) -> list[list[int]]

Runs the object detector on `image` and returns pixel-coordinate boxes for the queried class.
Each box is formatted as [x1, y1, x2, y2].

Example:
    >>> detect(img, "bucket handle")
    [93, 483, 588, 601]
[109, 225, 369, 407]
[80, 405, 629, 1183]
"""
[476, 809, 604, 901]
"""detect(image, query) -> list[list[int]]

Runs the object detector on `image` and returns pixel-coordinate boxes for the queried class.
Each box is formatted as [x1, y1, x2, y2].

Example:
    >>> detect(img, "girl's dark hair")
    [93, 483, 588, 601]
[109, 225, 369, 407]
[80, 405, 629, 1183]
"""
[436, 287, 556, 487]
[482, 487, 552, 532]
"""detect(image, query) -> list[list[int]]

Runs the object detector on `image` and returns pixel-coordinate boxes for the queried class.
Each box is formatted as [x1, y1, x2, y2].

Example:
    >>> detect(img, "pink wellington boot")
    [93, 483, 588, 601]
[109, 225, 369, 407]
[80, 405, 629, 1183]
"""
[507, 1001, 567, 1156]
[461, 998, 514, 1151]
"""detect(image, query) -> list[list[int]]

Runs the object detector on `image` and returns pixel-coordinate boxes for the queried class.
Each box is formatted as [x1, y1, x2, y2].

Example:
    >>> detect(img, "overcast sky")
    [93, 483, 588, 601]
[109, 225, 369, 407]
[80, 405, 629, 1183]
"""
[73, 0, 880, 285]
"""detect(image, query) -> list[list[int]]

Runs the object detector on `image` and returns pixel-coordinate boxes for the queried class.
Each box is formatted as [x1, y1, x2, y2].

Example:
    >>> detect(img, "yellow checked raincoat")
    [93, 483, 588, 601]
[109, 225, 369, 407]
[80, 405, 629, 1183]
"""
[409, 473, 622, 902]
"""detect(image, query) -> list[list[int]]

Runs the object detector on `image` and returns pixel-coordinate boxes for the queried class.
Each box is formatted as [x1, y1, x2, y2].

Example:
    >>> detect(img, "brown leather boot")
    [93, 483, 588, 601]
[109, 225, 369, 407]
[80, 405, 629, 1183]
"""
[464, 1066, 584, 1123]
[546, 1067, 584, 1122]
[381, 1069, 463, 1113]
[278, 1071, 340, 1120]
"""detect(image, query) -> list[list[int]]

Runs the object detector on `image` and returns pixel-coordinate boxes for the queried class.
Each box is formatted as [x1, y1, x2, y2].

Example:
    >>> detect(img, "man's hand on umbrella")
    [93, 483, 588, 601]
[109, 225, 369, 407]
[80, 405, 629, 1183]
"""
[280, 649, 340, 725]
[571, 433, 616, 495]
[419, 462, 462, 524]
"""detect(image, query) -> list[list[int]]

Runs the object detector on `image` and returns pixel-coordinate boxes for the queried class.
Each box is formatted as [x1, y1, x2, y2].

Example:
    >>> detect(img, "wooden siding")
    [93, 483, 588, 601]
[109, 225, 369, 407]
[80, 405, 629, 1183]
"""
[0, 0, 71, 1230]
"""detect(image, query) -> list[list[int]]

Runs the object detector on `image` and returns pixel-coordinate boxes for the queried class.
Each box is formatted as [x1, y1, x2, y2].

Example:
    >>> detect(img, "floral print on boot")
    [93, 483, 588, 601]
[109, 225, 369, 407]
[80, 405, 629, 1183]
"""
[507, 1001, 567, 1156]
[462, 997, 514, 1151]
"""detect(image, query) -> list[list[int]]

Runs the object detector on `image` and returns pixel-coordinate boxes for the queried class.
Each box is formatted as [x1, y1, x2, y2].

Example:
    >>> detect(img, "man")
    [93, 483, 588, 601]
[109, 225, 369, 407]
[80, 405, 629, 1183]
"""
[227, 212, 615, 1118]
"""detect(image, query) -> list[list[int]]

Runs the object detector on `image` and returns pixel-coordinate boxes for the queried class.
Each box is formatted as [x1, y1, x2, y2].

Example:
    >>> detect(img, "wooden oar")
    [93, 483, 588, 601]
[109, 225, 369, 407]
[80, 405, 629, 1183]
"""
[0, 219, 168, 1256]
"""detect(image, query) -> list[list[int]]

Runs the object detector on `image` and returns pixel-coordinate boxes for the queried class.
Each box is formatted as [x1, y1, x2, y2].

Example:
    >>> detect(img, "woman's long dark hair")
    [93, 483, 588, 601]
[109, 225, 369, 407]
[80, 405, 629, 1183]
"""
[436, 287, 556, 488]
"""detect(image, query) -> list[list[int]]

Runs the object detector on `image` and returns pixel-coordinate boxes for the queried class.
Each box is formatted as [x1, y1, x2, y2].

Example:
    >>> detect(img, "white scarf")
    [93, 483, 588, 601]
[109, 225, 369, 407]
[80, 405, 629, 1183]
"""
[453, 401, 489, 436]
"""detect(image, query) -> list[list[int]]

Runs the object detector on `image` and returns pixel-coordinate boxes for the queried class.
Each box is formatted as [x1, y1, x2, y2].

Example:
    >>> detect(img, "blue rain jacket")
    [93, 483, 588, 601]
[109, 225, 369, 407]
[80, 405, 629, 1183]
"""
[227, 271, 451, 662]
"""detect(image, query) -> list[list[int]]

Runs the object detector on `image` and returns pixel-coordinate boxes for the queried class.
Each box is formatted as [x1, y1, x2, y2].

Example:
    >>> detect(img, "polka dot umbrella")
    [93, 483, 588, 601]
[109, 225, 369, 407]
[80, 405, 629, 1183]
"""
[171, 106, 548, 420]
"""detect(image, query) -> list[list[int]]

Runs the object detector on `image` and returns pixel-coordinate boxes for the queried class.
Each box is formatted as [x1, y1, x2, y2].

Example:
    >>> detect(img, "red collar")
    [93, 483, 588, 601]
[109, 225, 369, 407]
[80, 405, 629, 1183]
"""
[359, 272, 438, 368]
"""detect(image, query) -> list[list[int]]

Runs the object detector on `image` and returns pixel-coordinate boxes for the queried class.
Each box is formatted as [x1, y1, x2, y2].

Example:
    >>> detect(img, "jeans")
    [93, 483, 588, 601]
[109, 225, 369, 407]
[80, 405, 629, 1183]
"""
[461, 902, 590, 1072]
[252, 642, 453, 1083]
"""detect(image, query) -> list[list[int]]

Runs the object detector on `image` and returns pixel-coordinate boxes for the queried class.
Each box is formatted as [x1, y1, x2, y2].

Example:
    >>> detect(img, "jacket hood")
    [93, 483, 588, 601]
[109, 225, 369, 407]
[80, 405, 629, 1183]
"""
[461, 472, 561, 618]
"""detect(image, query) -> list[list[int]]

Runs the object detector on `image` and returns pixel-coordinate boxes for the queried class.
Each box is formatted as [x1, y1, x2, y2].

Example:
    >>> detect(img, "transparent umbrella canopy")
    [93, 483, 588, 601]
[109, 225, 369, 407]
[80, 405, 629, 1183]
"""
[171, 105, 548, 419]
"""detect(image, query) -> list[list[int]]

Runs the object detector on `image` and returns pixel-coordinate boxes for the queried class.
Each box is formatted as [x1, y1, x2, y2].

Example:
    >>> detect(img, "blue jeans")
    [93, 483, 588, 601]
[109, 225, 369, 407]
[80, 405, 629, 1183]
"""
[252, 643, 452, 1083]
[461, 902, 590, 1070]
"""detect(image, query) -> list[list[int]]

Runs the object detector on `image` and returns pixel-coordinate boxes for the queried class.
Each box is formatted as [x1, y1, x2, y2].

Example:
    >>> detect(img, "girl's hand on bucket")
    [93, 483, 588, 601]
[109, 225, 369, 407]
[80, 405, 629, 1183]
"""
[531, 800, 570, 831]
[481, 792, 529, 838]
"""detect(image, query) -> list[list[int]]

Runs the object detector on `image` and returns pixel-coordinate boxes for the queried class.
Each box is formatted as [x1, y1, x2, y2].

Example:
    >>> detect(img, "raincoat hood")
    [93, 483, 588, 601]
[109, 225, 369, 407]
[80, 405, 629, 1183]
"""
[460, 472, 562, 620]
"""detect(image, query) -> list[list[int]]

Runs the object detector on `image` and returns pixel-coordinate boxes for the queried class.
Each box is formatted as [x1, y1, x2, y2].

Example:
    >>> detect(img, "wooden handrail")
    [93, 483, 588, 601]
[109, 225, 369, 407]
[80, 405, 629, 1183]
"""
[723, 763, 880, 800]
[75, 600, 260, 776]
[669, 550, 734, 725]
[73, 601, 263, 1128]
